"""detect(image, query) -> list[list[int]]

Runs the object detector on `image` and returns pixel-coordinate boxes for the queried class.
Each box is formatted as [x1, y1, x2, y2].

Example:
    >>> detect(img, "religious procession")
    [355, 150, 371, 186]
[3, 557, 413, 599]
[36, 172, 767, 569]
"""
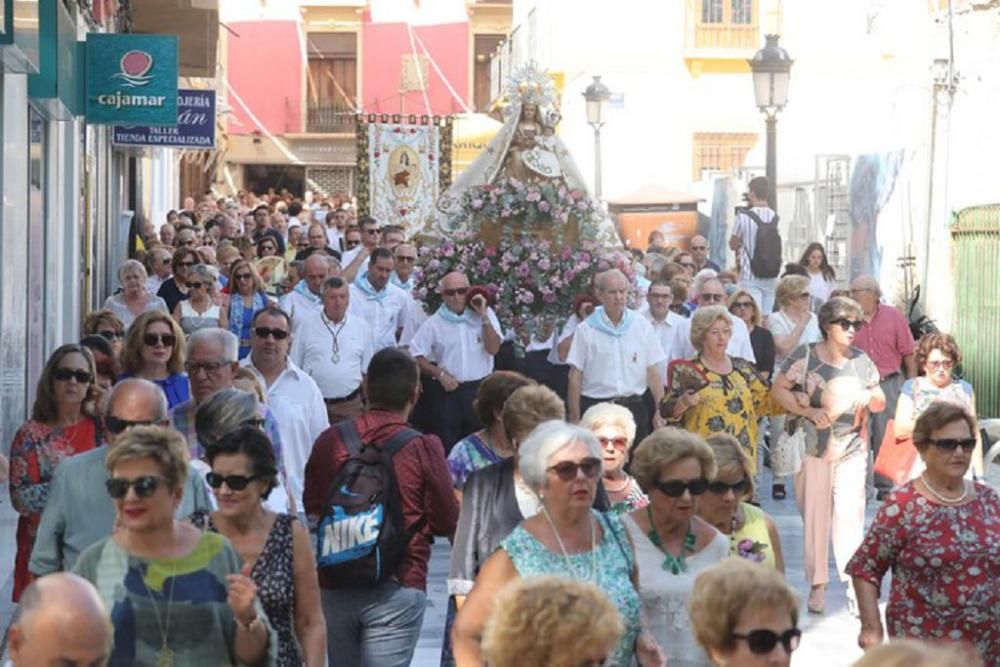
[1, 1, 999, 667]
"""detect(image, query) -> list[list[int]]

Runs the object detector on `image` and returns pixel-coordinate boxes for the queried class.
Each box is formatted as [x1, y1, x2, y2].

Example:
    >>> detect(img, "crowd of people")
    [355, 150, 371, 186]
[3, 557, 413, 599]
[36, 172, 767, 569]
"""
[4, 177, 997, 667]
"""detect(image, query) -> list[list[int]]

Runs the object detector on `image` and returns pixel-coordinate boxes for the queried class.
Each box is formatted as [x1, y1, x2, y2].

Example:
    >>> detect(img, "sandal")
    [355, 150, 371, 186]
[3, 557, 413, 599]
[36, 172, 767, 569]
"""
[772, 483, 787, 500]
[807, 586, 826, 614]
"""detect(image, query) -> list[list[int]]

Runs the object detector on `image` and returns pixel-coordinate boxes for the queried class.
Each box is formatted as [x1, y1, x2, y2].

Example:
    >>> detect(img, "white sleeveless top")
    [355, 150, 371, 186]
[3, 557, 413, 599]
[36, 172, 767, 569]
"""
[179, 300, 221, 335]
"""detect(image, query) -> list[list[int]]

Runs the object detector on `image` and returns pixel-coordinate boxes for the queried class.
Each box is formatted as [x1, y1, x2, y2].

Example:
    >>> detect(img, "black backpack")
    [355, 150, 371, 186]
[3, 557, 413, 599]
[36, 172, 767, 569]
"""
[315, 421, 419, 588]
[744, 208, 782, 279]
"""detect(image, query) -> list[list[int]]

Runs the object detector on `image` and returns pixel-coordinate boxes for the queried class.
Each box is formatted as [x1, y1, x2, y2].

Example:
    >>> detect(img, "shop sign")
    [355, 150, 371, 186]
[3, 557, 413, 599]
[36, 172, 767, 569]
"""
[85, 33, 177, 125]
[112, 89, 216, 149]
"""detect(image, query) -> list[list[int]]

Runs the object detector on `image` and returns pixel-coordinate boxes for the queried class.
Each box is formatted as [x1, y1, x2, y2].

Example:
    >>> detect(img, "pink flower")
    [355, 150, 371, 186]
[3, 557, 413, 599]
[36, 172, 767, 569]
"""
[501, 208, 512, 218]
[520, 291, 535, 304]
[485, 246, 498, 257]
[543, 292, 557, 303]
[597, 261, 610, 271]
[538, 258, 551, 271]
[538, 200, 550, 213]
[525, 189, 541, 202]
[471, 198, 484, 210]
[478, 258, 492, 272]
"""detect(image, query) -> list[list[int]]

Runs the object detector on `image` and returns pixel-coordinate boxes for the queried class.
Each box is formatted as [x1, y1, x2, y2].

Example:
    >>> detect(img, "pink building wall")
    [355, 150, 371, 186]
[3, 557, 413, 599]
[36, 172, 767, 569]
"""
[226, 20, 304, 136]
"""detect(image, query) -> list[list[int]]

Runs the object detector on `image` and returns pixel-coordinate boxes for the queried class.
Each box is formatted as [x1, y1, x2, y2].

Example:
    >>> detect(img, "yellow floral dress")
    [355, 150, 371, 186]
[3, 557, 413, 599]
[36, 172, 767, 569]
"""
[661, 356, 780, 473]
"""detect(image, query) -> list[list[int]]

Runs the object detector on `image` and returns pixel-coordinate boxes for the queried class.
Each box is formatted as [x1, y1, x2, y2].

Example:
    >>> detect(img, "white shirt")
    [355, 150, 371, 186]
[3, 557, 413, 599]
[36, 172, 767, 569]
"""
[566, 313, 666, 399]
[279, 289, 323, 332]
[398, 295, 429, 349]
[766, 310, 822, 368]
[409, 308, 503, 383]
[341, 245, 363, 269]
[290, 310, 374, 398]
[548, 313, 581, 365]
[240, 357, 328, 510]
[349, 279, 410, 351]
[732, 206, 777, 282]
[670, 311, 757, 364]
[326, 227, 343, 252]
[644, 310, 686, 386]
[808, 271, 835, 303]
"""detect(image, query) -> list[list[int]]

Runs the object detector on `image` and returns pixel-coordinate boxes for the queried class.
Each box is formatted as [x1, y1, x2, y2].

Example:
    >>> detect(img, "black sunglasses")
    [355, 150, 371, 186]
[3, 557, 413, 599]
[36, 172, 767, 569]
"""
[443, 287, 469, 297]
[732, 628, 802, 655]
[98, 329, 125, 341]
[254, 327, 289, 340]
[234, 272, 253, 281]
[831, 318, 863, 331]
[345, 240, 360, 248]
[53, 368, 93, 384]
[143, 333, 177, 347]
[106, 475, 165, 499]
[548, 457, 602, 482]
[105, 416, 157, 435]
[707, 478, 750, 495]
[206, 472, 259, 491]
[929, 437, 977, 453]
[652, 478, 709, 498]
[187, 282, 206, 289]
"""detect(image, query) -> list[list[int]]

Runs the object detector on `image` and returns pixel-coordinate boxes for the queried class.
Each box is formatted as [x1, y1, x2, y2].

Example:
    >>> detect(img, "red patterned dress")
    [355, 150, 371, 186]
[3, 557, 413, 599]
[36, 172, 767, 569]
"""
[845, 482, 1000, 665]
[8, 417, 103, 600]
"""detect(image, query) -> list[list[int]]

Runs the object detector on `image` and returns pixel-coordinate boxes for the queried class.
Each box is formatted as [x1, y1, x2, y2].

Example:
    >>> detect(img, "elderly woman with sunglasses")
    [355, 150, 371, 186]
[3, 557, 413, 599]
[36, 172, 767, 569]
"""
[223, 259, 273, 360]
[581, 402, 649, 514]
[622, 428, 729, 667]
[157, 247, 200, 313]
[690, 558, 801, 667]
[121, 311, 190, 409]
[770, 296, 884, 615]
[73, 425, 277, 666]
[173, 263, 227, 336]
[191, 426, 326, 667]
[847, 402, 1000, 663]
[453, 421, 664, 667]
[103, 259, 169, 330]
[698, 434, 785, 573]
[9, 344, 106, 601]
[84, 309, 127, 359]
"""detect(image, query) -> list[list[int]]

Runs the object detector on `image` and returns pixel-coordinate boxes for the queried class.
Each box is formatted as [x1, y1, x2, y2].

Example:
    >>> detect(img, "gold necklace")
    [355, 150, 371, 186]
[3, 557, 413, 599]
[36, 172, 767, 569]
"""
[137, 536, 179, 667]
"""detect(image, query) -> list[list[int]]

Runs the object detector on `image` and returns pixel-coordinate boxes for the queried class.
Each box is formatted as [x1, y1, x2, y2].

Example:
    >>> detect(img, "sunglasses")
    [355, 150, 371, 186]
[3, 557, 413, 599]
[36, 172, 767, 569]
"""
[105, 415, 157, 435]
[160, 258, 172, 265]
[206, 472, 259, 491]
[831, 318, 863, 331]
[548, 457, 602, 482]
[53, 368, 93, 384]
[365, 228, 379, 235]
[443, 287, 469, 297]
[98, 329, 125, 341]
[598, 436, 629, 449]
[732, 628, 802, 655]
[700, 293, 726, 303]
[106, 475, 165, 499]
[929, 437, 977, 453]
[185, 360, 230, 375]
[234, 273, 253, 281]
[143, 333, 177, 348]
[652, 478, 709, 498]
[731, 301, 754, 310]
[707, 478, 750, 495]
[253, 327, 289, 340]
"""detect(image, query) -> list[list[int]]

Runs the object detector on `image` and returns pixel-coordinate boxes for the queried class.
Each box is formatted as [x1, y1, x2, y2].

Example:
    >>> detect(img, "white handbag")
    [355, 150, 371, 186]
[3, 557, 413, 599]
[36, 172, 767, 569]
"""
[772, 345, 810, 477]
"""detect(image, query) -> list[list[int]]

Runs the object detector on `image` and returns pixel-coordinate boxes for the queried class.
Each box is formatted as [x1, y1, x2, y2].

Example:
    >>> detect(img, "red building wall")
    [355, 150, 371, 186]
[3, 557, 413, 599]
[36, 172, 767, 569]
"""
[226, 20, 304, 136]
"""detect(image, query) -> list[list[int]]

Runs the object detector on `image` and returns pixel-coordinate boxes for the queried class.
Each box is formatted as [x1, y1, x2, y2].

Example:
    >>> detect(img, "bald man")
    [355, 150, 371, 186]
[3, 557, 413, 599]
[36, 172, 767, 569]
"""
[690, 234, 720, 272]
[280, 253, 339, 329]
[8, 573, 109, 666]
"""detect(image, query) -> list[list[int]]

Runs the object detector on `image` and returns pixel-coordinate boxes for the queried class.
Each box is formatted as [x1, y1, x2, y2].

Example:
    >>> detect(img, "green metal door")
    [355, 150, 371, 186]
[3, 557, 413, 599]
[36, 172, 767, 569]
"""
[952, 205, 1000, 418]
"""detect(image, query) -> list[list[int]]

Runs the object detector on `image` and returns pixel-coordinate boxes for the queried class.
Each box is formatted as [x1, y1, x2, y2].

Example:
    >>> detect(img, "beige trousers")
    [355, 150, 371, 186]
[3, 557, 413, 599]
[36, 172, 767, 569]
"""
[794, 452, 867, 586]
[325, 394, 364, 425]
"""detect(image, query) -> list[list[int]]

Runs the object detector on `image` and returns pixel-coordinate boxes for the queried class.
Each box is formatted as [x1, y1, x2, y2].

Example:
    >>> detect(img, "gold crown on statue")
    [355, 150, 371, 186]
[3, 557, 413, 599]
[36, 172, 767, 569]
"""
[505, 62, 558, 110]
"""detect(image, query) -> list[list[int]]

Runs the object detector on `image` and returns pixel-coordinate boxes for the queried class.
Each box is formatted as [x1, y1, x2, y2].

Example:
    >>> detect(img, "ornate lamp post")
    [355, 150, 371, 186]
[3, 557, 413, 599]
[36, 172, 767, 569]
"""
[749, 35, 793, 207]
[582, 75, 611, 199]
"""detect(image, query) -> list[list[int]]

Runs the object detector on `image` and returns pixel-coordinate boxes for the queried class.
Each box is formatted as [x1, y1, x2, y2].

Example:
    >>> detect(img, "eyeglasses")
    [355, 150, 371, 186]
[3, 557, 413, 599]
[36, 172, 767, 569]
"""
[98, 329, 125, 341]
[160, 258, 172, 265]
[548, 457, 602, 481]
[731, 301, 754, 310]
[187, 282, 206, 289]
[53, 368, 93, 384]
[651, 478, 709, 497]
[597, 436, 629, 450]
[731, 628, 802, 655]
[253, 327, 289, 340]
[143, 333, 177, 348]
[707, 478, 750, 495]
[700, 293, 726, 303]
[345, 240, 360, 248]
[929, 437, 977, 453]
[926, 359, 954, 370]
[648, 291, 672, 301]
[105, 475, 165, 500]
[443, 287, 469, 297]
[234, 272, 253, 281]
[184, 360, 231, 375]
[830, 318, 863, 331]
[206, 472, 259, 491]
[365, 228, 379, 235]
[105, 415, 157, 435]
[396, 256, 416, 263]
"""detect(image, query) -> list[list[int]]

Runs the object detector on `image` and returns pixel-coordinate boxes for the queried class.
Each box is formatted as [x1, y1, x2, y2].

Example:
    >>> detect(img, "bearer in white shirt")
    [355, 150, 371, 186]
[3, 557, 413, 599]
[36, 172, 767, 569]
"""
[644, 279, 686, 387]
[348, 247, 409, 351]
[671, 276, 757, 363]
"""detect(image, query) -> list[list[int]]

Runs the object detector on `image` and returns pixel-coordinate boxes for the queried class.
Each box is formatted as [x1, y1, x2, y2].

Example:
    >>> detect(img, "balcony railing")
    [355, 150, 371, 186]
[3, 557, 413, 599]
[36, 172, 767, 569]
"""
[692, 21, 758, 51]
[684, 0, 760, 56]
[306, 104, 357, 134]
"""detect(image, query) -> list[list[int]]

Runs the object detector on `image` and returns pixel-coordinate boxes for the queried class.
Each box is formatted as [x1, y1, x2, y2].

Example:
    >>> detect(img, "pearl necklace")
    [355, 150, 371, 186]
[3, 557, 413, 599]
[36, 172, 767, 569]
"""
[920, 473, 969, 505]
[540, 507, 599, 585]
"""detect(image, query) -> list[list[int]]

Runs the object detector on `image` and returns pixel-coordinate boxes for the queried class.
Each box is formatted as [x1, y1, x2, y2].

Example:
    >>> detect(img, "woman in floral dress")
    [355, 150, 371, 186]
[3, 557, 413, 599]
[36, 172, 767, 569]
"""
[9, 344, 105, 600]
[847, 401, 1000, 665]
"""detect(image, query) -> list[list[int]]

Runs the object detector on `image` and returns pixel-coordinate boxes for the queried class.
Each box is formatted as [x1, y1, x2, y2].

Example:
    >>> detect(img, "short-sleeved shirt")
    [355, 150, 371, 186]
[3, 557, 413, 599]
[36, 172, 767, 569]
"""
[289, 310, 374, 398]
[409, 309, 503, 383]
[671, 312, 757, 364]
[852, 304, 915, 379]
[766, 310, 822, 368]
[348, 279, 410, 352]
[731, 206, 777, 282]
[644, 310, 686, 386]
[566, 313, 665, 399]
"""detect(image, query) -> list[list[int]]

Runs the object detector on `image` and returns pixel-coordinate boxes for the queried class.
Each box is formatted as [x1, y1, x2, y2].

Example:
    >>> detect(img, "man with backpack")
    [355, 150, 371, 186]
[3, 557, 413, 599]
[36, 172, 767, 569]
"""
[730, 176, 783, 313]
[303, 347, 459, 666]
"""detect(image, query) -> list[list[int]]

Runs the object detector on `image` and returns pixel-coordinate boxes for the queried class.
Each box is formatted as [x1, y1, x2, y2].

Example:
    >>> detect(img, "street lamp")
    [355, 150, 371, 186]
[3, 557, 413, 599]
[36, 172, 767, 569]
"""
[749, 34, 793, 207]
[582, 75, 611, 199]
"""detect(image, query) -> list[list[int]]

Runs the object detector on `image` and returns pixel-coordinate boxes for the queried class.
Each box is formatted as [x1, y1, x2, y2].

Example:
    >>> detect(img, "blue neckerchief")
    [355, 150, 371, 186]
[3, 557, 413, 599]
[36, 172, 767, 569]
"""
[229, 290, 268, 337]
[293, 280, 321, 305]
[437, 304, 473, 325]
[354, 274, 387, 302]
[390, 272, 413, 291]
[586, 306, 634, 338]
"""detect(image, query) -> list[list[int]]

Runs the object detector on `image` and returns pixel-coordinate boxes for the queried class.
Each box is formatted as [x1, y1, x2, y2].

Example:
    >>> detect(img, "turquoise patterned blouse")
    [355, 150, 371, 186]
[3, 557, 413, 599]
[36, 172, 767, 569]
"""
[501, 510, 641, 666]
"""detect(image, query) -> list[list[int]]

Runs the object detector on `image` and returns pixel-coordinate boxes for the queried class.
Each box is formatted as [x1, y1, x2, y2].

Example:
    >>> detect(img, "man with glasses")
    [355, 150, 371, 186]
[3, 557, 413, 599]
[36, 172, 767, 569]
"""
[241, 306, 327, 512]
[280, 253, 339, 330]
[410, 271, 502, 450]
[145, 246, 173, 294]
[676, 252, 697, 277]
[670, 277, 757, 363]
[292, 276, 374, 423]
[170, 328, 284, 466]
[29, 379, 211, 576]
[644, 280, 685, 387]
[689, 234, 720, 272]
[343, 217, 381, 282]
[349, 248, 410, 352]
[849, 274, 916, 500]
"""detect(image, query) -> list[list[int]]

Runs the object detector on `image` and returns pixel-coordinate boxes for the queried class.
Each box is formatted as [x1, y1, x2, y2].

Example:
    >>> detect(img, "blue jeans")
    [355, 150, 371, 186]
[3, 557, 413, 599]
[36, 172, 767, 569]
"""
[321, 582, 427, 667]
[744, 276, 779, 314]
